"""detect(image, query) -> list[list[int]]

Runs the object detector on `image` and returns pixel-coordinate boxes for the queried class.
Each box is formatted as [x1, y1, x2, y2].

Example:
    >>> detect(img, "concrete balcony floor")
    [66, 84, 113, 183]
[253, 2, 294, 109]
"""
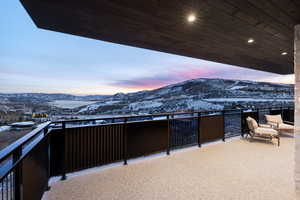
[43, 136, 297, 200]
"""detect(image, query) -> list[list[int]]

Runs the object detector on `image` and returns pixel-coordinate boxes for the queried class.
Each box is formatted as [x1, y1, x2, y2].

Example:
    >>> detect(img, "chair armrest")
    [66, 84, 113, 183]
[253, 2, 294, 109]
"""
[283, 121, 294, 125]
[259, 124, 272, 128]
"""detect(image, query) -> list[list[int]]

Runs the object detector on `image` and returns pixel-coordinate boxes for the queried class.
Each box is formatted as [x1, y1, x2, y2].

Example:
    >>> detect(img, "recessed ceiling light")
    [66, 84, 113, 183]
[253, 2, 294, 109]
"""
[281, 52, 288, 55]
[187, 14, 196, 23]
[247, 38, 255, 44]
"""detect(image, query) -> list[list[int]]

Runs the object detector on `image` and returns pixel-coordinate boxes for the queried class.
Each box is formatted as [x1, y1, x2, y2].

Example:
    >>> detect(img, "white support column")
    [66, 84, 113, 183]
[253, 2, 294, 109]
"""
[295, 24, 300, 190]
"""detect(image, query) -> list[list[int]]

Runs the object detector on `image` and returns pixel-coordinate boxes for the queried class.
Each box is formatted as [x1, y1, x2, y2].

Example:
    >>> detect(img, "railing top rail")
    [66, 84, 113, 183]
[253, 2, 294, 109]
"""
[63, 114, 229, 129]
[52, 105, 293, 124]
[52, 111, 216, 124]
[0, 121, 51, 163]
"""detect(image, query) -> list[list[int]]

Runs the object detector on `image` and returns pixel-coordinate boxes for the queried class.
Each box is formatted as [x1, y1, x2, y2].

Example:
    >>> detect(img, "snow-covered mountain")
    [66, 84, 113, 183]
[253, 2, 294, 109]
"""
[76, 78, 294, 115]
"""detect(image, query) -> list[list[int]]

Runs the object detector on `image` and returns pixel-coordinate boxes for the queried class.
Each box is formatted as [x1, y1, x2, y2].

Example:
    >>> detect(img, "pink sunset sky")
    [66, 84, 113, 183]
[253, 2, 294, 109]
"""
[110, 63, 294, 92]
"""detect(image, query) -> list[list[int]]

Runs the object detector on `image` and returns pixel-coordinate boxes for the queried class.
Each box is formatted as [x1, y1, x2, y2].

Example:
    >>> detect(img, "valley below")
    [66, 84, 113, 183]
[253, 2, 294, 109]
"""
[0, 78, 294, 125]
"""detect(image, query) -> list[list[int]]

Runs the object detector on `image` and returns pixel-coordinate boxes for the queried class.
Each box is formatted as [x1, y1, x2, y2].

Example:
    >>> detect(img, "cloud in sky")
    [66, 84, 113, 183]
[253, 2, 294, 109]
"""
[110, 63, 294, 91]
[110, 65, 214, 90]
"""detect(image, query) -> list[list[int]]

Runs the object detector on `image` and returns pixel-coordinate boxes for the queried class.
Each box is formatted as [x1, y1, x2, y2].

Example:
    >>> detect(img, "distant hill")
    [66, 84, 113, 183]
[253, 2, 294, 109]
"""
[75, 78, 294, 115]
[0, 93, 109, 102]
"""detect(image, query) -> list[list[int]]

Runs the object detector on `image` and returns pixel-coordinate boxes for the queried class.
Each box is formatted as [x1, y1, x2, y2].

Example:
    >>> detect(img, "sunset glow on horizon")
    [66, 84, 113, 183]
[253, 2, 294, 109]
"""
[0, 1, 294, 96]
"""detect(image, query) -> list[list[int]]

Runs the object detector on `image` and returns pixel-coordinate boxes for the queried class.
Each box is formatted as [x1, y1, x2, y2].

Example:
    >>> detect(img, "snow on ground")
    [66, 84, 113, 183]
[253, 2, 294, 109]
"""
[229, 86, 247, 90]
[78, 101, 120, 113]
[156, 88, 172, 96]
[48, 100, 97, 109]
[153, 116, 167, 120]
[78, 104, 101, 113]
[0, 126, 10, 132]
[11, 121, 35, 126]
[129, 101, 163, 111]
[185, 100, 224, 110]
[257, 86, 276, 91]
[204, 98, 293, 102]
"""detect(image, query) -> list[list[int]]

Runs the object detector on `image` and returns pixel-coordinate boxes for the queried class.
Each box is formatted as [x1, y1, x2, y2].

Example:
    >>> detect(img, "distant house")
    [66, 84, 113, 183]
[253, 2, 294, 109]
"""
[32, 113, 49, 118]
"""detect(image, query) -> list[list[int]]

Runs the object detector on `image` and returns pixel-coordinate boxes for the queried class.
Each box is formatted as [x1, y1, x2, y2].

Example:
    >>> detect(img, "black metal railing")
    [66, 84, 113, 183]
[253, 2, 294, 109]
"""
[0, 122, 51, 200]
[0, 106, 294, 200]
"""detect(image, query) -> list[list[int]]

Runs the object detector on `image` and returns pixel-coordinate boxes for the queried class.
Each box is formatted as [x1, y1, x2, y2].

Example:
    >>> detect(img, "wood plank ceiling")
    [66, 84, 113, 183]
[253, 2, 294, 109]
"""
[20, 0, 300, 74]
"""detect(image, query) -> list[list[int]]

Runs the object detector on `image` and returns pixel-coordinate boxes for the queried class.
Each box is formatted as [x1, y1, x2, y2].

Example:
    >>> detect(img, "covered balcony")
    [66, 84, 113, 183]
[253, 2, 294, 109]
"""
[1, 0, 300, 200]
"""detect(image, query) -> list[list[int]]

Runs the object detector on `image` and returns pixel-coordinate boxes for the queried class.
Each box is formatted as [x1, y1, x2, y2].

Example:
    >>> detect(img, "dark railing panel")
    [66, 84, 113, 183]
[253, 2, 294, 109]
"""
[241, 111, 259, 134]
[200, 115, 224, 143]
[22, 137, 49, 200]
[258, 109, 269, 124]
[224, 110, 241, 138]
[170, 118, 198, 148]
[63, 124, 124, 173]
[290, 109, 295, 122]
[50, 129, 64, 177]
[283, 108, 294, 122]
[270, 109, 282, 116]
[127, 120, 168, 158]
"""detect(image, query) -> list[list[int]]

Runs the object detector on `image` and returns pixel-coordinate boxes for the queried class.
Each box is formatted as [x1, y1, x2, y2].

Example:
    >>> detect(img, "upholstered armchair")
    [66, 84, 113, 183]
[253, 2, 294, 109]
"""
[265, 115, 294, 135]
[246, 117, 280, 146]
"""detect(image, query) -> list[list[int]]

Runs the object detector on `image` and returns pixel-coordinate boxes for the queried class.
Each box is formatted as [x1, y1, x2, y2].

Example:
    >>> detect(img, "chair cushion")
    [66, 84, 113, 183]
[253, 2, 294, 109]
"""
[254, 127, 278, 137]
[278, 123, 294, 130]
[265, 114, 283, 124]
[267, 122, 279, 128]
[246, 117, 258, 130]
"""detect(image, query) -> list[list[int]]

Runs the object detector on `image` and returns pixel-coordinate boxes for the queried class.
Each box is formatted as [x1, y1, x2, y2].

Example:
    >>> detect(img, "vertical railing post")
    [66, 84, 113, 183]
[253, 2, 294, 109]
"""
[61, 122, 66, 180]
[289, 106, 293, 122]
[222, 111, 225, 142]
[13, 146, 22, 200]
[287, 106, 290, 122]
[256, 108, 259, 123]
[240, 109, 244, 137]
[292, 106, 295, 122]
[44, 127, 51, 191]
[123, 118, 128, 165]
[197, 112, 201, 148]
[167, 115, 170, 155]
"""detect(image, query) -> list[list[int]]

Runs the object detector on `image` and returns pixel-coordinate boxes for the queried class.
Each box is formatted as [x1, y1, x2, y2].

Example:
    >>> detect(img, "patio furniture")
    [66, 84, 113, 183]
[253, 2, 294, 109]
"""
[265, 114, 294, 135]
[246, 117, 280, 146]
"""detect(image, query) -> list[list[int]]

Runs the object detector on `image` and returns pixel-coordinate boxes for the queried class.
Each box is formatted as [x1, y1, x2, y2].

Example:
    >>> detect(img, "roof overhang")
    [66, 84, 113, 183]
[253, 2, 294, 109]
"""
[20, 0, 300, 74]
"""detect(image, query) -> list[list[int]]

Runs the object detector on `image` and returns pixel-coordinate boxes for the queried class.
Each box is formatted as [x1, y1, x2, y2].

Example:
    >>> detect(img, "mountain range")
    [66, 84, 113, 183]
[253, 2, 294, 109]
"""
[0, 78, 294, 116]
[75, 78, 294, 115]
